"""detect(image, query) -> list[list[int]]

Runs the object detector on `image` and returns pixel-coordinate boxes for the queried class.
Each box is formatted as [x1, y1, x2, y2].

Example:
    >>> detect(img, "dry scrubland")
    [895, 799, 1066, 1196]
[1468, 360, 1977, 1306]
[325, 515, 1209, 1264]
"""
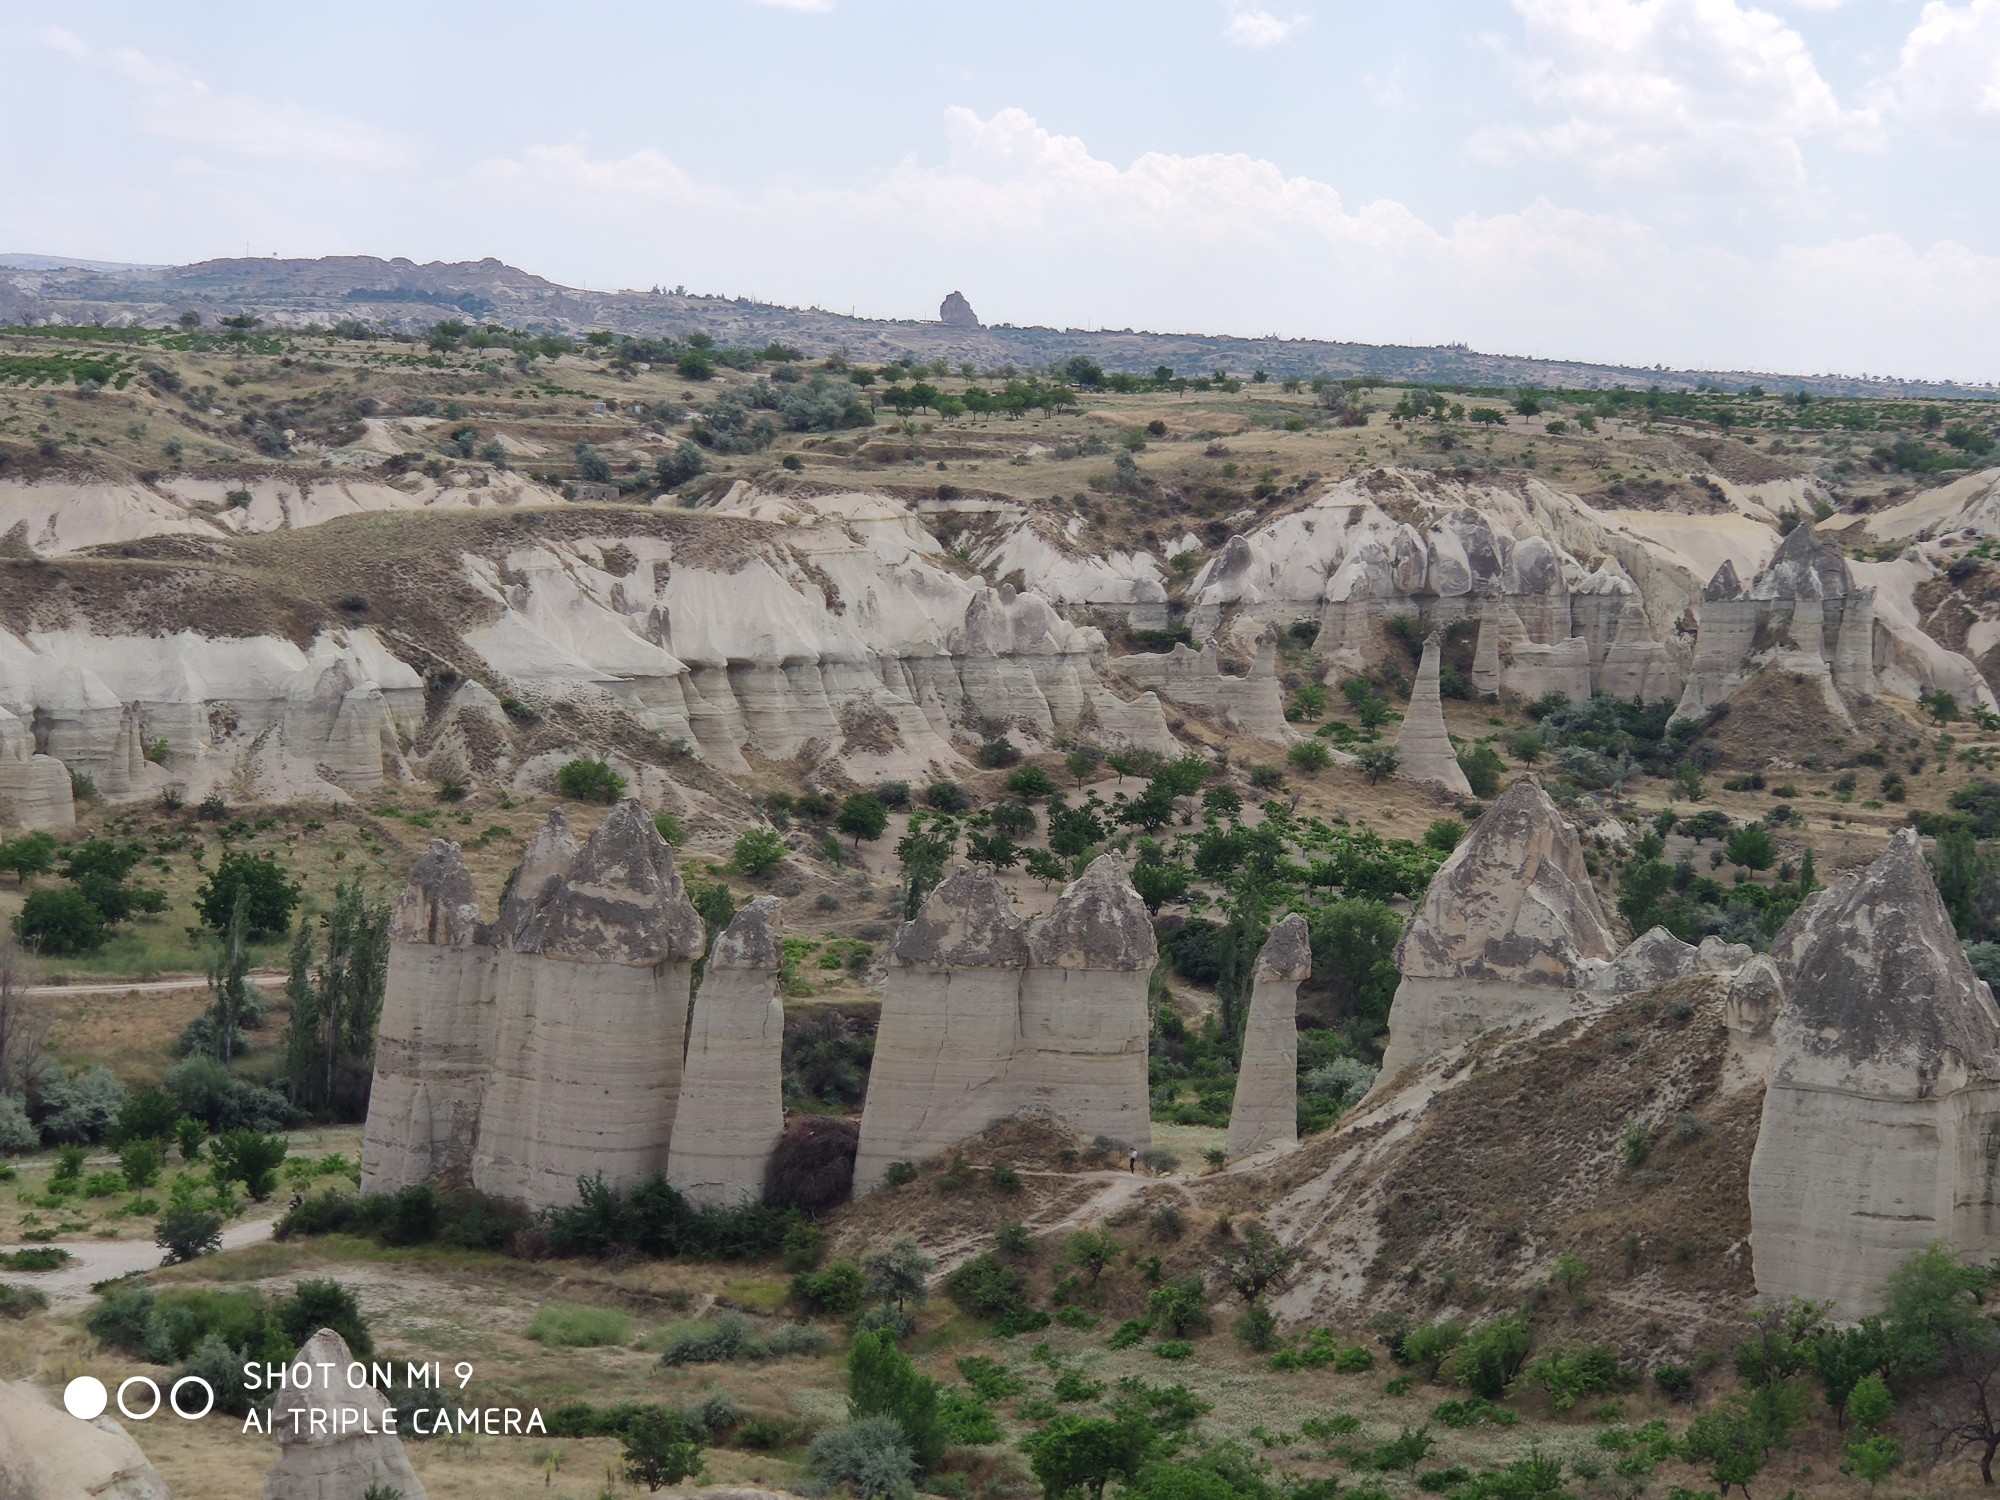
[3, 317, 2000, 1495]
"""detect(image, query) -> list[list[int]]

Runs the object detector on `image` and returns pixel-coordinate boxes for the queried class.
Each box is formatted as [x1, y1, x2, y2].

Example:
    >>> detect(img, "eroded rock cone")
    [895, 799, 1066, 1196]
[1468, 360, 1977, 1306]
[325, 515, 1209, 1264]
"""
[0, 1377, 171, 1500]
[262, 1328, 428, 1500]
[667, 896, 787, 1208]
[1751, 828, 2000, 1313]
[1394, 632, 1472, 796]
[1379, 778, 1616, 1076]
[1226, 914, 1312, 1159]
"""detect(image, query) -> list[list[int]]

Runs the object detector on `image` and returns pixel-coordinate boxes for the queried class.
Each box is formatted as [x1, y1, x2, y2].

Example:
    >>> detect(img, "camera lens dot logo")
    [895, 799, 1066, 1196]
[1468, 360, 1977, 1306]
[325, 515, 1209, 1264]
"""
[62, 1376, 108, 1421]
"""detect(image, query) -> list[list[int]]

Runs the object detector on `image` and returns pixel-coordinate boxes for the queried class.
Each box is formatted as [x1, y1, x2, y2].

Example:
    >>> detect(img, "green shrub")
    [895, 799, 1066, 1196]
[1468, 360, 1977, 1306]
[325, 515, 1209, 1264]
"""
[154, 1204, 223, 1264]
[555, 757, 626, 804]
[0, 1283, 48, 1319]
[809, 1415, 915, 1499]
[1400, 1318, 1465, 1380]
[1146, 1276, 1211, 1338]
[273, 1278, 372, 1361]
[792, 1259, 865, 1316]
[732, 827, 788, 876]
[849, 1329, 945, 1470]
[1523, 1344, 1638, 1411]
[956, 1355, 1026, 1401]
[0, 1247, 69, 1271]
[942, 1252, 1032, 1322]
[118, 1139, 163, 1190]
[210, 1129, 288, 1200]
[659, 1312, 765, 1366]
[528, 1302, 631, 1348]
[1448, 1314, 1531, 1398]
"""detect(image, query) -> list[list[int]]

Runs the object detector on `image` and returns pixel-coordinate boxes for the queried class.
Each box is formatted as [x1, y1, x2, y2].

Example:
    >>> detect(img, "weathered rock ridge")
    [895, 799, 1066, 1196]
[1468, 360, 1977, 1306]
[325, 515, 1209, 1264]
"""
[261, 1328, 428, 1500]
[0, 1376, 171, 1500]
[854, 857, 1156, 1192]
[1225, 914, 1311, 1159]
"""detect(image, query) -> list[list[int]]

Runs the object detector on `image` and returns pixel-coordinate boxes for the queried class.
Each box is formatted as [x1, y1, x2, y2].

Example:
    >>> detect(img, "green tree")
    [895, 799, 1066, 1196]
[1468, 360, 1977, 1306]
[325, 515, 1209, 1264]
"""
[849, 1329, 945, 1470]
[283, 878, 392, 1116]
[1216, 1222, 1296, 1302]
[1287, 741, 1332, 776]
[15, 887, 105, 954]
[1927, 689, 1963, 726]
[1725, 825, 1777, 871]
[1931, 828, 1992, 940]
[1683, 1400, 1767, 1497]
[1306, 898, 1403, 1031]
[210, 1129, 289, 1200]
[206, 887, 252, 1070]
[1457, 745, 1505, 797]
[194, 852, 302, 939]
[861, 1237, 935, 1312]
[573, 441, 613, 483]
[837, 793, 889, 849]
[0, 832, 56, 882]
[895, 816, 956, 919]
[1357, 746, 1399, 784]
[622, 1408, 706, 1491]
[1020, 1410, 1155, 1500]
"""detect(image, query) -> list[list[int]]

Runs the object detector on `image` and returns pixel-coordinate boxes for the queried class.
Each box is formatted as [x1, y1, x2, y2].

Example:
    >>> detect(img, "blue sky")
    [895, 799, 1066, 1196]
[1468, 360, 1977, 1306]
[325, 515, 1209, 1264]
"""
[5, 1, 2000, 380]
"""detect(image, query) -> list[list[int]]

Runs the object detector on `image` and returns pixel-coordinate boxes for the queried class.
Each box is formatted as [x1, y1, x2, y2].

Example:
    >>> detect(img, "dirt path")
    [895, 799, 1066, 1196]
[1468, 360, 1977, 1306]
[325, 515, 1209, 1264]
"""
[14, 1214, 281, 1308]
[24, 971, 286, 998]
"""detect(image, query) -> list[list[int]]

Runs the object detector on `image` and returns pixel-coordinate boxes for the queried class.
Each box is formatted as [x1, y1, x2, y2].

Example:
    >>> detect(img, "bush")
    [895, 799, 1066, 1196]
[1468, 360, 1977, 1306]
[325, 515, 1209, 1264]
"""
[85, 1281, 156, 1351]
[810, 1416, 916, 1500]
[0, 1093, 36, 1154]
[1287, 741, 1332, 775]
[1522, 1344, 1637, 1411]
[275, 1278, 373, 1361]
[119, 1139, 163, 1191]
[555, 757, 626, 804]
[943, 1252, 1033, 1322]
[17, 887, 107, 953]
[1401, 1318, 1465, 1380]
[849, 1328, 945, 1470]
[764, 1116, 859, 1213]
[35, 1066, 126, 1143]
[622, 1407, 707, 1492]
[1235, 1301, 1279, 1352]
[733, 827, 788, 877]
[659, 1312, 766, 1366]
[793, 1259, 866, 1317]
[528, 1301, 631, 1348]
[155, 1205, 224, 1264]
[1448, 1314, 1531, 1398]
[210, 1129, 289, 1200]
[0, 1283, 48, 1319]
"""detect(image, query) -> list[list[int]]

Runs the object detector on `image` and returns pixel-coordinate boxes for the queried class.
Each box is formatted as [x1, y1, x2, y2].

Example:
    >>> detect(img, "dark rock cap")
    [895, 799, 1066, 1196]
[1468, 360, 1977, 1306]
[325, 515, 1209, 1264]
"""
[499, 807, 577, 941]
[393, 840, 481, 946]
[1254, 913, 1312, 984]
[516, 799, 706, 964]
[891, 865, 1029, 969]
[1751, 521, 1855, 602]
[1029, 855, 1156, 972]
[710, 895, 783, 971]
[1772, 828, 2000, 1070]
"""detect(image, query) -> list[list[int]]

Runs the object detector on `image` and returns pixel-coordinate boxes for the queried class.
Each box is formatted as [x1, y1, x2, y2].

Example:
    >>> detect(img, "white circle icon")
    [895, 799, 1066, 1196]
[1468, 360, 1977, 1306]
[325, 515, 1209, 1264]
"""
[62, 1376, 108, 1421]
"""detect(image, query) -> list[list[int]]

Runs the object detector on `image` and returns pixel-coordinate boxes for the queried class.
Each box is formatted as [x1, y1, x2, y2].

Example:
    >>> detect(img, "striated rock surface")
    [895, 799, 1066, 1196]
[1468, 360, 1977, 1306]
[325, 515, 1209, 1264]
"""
[1013, 855, 1157, 1144]
[855, 857, 1155, 1192]
[1751, 829, 2000, 1314]
[1394, 634, 1472, 796]
[1594, 926, 1699, 994]
[0, 1377, 171, 1500]
[667, 897, 786, 1207]
[1226, 914, 1311, 1159]
[1109, 636, 1295, 743]
[262, 1329, 428, 1500]
[1380, 779, 1616, 1077]
[474, 801, 705, 1209]
[361, 840, 491, 1196]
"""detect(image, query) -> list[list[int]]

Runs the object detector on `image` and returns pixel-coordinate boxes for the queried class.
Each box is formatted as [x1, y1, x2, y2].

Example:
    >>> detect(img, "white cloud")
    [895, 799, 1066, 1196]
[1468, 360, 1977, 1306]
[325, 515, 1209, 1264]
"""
[451, 107, 2000, 382]
[36, 26, 418, 170]
[1478, 0, 1868, 191]
[1223, 4, 1305, 49]
[1877, 1, 2000, 141]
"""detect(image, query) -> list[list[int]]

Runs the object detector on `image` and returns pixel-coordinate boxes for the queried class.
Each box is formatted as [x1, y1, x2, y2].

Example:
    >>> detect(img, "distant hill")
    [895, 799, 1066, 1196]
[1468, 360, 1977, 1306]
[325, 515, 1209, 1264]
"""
[3, 251, 1991, 400]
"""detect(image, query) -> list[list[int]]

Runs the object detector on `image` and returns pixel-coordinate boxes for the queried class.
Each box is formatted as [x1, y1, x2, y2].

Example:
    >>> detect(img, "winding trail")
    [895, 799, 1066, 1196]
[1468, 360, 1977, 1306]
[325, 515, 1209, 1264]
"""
[11, 1215, 282, 1309]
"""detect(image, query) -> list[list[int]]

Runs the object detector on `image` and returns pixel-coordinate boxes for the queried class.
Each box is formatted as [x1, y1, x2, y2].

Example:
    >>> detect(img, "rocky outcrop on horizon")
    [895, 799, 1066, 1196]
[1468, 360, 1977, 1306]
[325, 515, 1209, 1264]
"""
[853, 856, 1156, 1193]
[360, 800, 708, 1212]
[1225, 914, 1311, 1159]
[261, 1329, 428, 1500]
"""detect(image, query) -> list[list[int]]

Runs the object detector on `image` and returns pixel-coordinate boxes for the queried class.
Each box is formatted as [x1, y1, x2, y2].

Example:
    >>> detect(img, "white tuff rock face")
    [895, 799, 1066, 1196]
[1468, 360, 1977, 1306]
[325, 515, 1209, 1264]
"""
[1379, 778, 1617, 1078]
[0, 1377, 171, 1500]
[1109, 635, 1296, 743]
[1226, 914, 1311, 1159]
[1394, 633, 1472, 796]
[853, 856, 1155, 1192]
[667, 896, 787, 1208]
[1750, 829, 2000, 1315]
[361, 802, 708, 1212]
[261, 1329, 428, 1500]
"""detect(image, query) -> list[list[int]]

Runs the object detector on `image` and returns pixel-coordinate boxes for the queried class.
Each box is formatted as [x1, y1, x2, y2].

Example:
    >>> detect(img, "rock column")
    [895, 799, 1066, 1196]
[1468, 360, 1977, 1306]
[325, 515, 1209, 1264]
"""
[472, 800, 705, 1210]
[1395, 633, 1472, 796]
[667, 896, 786, 1207]
[852, 866, 1029, 1194]
[1225, 914, 1311, 1159]
[1014, 855, 1157, 1148]
[360, 840, 492, 1195]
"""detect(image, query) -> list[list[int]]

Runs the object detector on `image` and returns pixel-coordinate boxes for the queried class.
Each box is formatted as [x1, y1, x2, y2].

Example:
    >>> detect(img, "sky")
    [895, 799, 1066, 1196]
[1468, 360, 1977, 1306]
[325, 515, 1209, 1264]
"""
[3, 1, 2000, 381]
